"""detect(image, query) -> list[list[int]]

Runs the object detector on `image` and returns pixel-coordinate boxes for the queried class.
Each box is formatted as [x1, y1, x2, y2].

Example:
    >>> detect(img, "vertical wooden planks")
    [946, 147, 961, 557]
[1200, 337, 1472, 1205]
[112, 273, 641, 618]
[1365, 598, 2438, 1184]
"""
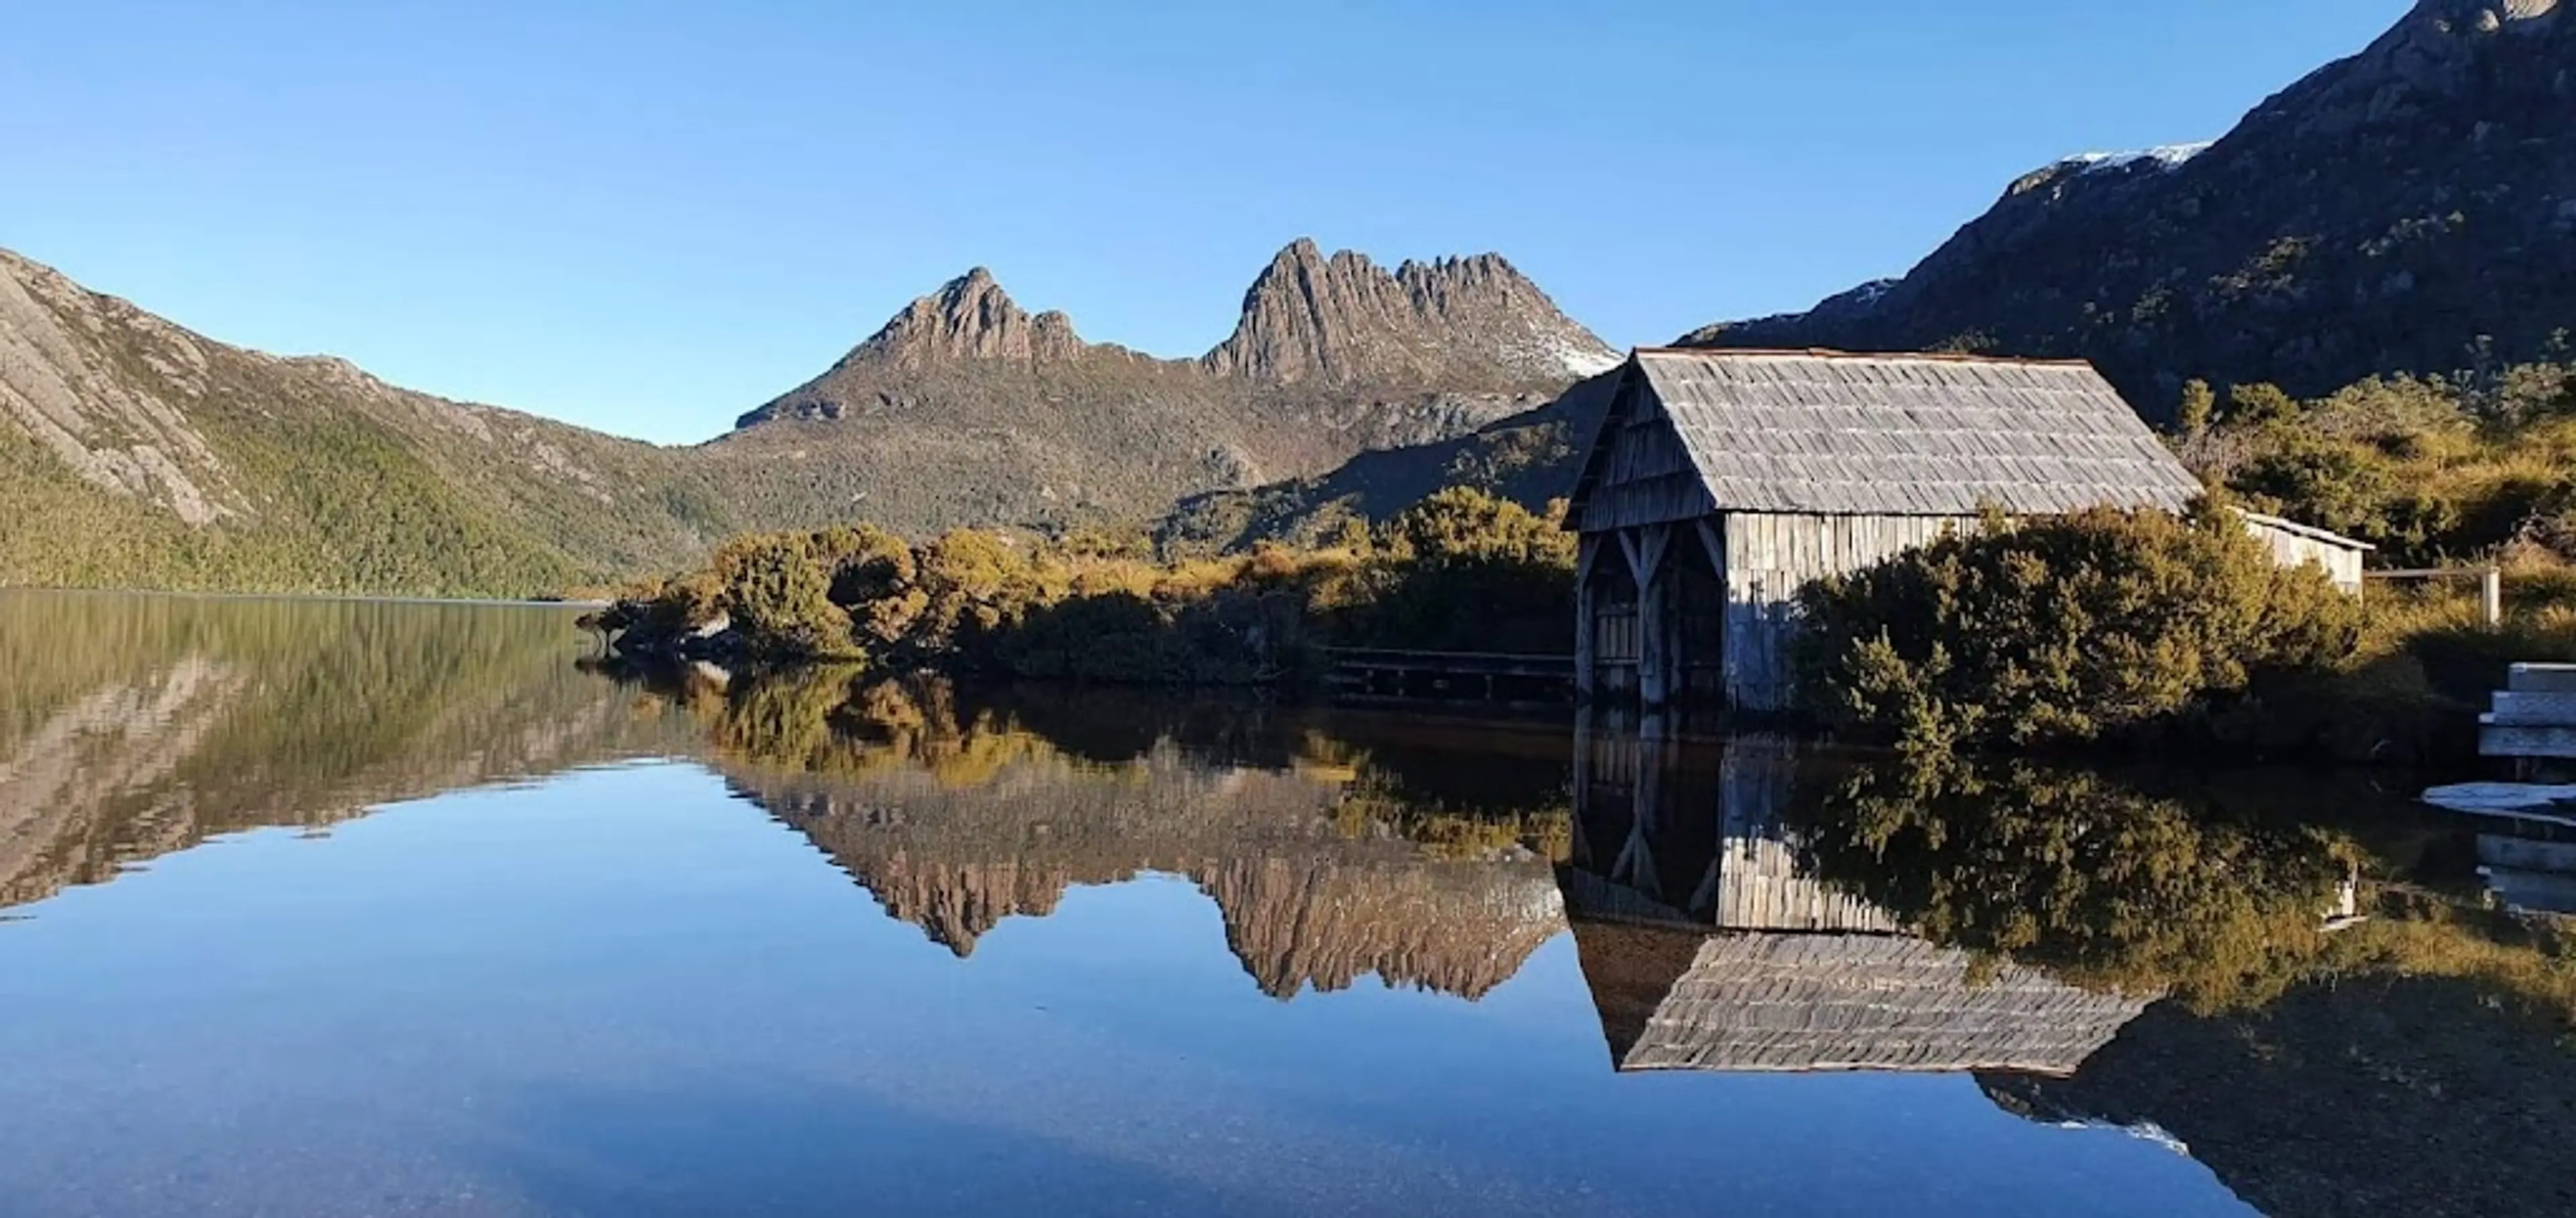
[1574, 534, 1599, 701]
[1718, 512, 1979, 714]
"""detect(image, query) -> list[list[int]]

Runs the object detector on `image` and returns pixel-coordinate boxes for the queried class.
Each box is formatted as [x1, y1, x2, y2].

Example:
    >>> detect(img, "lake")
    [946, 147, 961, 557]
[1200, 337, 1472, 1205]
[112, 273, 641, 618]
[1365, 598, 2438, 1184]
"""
[1, 590, 2569, 1217]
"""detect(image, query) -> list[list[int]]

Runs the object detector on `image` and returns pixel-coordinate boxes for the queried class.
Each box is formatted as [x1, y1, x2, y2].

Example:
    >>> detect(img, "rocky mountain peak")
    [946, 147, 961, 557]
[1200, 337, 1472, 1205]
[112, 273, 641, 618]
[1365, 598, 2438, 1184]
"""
[1680, 0, 2576, 410]
[850, 266, 1085, 370]
[1203, 240, 1618, 389]
[2247, 0, 2569, 142]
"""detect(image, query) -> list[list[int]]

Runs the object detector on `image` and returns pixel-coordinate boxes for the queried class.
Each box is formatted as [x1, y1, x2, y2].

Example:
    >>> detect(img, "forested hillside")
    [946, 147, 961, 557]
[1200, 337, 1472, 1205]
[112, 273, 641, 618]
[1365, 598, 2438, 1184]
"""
[0, 250, 737, 596]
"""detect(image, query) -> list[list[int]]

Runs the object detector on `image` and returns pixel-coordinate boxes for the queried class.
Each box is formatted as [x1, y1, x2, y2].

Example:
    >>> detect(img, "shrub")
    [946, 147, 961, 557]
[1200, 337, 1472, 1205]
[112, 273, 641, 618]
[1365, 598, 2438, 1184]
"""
[2175, 378, 2216, 436]
[1339, 489, 1577, 654]
[1794, 503, 2361, 752]
[598, 483, 1580, 681]
[709, 533, 857, 659]
[2224, 382, 2300, 426]
[2189, 364, 2576, 568]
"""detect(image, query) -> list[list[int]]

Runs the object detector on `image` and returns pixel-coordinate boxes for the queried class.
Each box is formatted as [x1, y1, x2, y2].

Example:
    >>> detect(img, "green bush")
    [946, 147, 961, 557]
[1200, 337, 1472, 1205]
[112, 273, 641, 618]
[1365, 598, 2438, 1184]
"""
[1794, 503, 2361, 752]
[2189, 364, 2576, 568]
[1334, 489, 1576, 654]
[709, 533, 857, 660]
[598, 484, 1578, 682]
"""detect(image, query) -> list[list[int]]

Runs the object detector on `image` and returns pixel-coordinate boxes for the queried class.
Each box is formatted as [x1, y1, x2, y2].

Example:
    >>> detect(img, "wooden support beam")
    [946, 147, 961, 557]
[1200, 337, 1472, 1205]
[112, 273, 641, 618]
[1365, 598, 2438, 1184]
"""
[1621, 525, 1676, 709]
[1575, 535, 1599, 701]
[1569, 707, 1596, 864]
[1686, 856, 1725, 923]
[1617, 729, 1668, 897]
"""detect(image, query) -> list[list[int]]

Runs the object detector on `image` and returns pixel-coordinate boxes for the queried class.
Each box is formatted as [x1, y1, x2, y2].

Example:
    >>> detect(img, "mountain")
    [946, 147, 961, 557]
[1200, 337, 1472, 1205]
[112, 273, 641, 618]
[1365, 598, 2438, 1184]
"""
[744, 754, 1564, 999]
[702, 239, 1615, 538]
[1158, 371, 1619, 552]
[1203, 242, 1619, 387]
[1684, 0, 2576, 416]
[1, 238, 1611, 592]
[0, 249, 739, 595]
[1171, 0, 2576, 548]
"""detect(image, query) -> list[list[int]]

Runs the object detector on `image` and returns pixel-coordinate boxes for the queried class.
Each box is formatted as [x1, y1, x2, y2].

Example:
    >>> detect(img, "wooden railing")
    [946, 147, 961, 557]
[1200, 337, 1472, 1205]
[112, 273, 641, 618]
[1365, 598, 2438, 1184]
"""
[2363, 566, 2504, 627]
[1319, 648, 1576, 703]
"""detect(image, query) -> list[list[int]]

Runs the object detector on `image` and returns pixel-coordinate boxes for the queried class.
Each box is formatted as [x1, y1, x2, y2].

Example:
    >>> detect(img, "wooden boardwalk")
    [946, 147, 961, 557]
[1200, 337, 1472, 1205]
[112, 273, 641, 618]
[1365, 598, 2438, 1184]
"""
[1320, 648, 1574, 705]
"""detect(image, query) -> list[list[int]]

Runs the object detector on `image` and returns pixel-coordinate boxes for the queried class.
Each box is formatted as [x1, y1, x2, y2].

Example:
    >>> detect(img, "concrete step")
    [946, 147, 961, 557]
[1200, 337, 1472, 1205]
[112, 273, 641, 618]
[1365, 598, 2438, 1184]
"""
[2483, 719, 2576, 759]
[2509, 663, 2576, 694]
[2491, 691, 2576, 726]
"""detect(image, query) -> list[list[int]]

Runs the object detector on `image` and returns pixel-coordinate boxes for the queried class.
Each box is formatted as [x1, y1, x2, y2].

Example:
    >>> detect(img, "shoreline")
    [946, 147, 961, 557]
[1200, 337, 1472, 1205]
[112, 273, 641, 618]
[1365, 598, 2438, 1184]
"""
[0, 585, 608, 609]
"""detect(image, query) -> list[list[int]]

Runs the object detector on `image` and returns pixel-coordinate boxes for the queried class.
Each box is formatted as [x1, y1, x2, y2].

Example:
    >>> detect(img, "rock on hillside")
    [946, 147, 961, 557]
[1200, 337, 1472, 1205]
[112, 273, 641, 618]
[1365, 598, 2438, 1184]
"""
[1686, 0, 2576, 416]
[710, 241, 1613, 538]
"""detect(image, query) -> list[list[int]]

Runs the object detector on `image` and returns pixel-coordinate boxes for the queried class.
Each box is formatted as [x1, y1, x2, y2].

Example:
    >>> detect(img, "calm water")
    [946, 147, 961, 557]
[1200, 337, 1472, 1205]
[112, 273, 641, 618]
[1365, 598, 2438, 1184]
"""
[1, 591, 2569, 1217]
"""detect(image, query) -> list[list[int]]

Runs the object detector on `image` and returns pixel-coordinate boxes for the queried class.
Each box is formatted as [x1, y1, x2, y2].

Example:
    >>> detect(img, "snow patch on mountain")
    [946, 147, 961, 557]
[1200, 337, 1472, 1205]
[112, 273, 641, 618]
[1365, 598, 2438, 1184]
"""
[2061, 142, 2215, 175]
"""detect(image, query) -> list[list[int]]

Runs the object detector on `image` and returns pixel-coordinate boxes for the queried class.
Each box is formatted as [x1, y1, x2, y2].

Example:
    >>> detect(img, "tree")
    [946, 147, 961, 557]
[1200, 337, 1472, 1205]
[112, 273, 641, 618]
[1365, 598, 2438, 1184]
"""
[2224, 382, 2301, 426]
[2177, 379, 2216, 436]
[710, 533, 855, 659]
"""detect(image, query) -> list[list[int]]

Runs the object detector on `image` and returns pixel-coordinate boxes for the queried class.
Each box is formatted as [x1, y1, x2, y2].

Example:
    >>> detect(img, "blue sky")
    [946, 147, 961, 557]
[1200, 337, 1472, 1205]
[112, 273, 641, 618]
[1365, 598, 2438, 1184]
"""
[1, 0, 2410, 444]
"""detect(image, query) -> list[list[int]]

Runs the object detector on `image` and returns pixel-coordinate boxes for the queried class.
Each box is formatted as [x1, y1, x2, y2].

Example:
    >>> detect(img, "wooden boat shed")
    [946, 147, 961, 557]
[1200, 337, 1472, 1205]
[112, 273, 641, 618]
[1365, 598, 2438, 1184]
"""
[1564, 348, 2369, 712]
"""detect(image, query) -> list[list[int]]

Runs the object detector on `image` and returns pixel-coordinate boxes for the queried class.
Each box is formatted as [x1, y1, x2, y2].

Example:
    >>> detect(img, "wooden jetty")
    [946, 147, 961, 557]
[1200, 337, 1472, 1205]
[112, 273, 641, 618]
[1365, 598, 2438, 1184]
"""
[2421, 662, 2576, 914]
[2482, 663, 2576, 779]
[1320, 648, 1574, 705]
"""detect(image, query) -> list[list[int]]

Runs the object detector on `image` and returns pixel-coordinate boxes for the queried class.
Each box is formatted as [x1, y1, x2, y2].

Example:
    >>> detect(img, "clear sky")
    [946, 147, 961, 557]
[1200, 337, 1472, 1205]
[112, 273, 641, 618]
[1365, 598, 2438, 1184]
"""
[1, 0, 2412, 444]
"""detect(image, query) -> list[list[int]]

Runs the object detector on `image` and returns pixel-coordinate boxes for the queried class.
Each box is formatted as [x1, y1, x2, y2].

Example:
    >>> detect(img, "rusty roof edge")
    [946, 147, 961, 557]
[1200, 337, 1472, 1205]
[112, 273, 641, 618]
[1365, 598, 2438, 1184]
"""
[1631, 346, 2101, 369]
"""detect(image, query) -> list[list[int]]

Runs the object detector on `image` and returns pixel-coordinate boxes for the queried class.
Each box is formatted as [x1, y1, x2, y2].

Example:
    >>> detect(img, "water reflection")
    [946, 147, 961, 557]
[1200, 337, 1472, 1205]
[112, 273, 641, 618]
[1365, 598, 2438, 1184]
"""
[1562, 733, 2151, 1076]
[600, 664, 1575, 1001]
[1554, 719, 2576, 1216]
[0, 591, 694, 909]
[5, 590, 2571, 1215]
[2475, 815, 2576, 915]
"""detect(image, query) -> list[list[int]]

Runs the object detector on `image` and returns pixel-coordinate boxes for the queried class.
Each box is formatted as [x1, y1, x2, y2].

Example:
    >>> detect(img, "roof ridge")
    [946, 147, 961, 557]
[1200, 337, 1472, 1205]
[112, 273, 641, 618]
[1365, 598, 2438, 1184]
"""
[1633, 346, 2098, 369]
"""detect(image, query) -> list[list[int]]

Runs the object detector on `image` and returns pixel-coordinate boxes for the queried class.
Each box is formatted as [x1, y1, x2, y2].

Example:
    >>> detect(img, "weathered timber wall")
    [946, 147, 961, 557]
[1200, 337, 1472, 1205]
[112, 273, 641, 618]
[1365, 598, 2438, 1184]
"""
[1720, 513, 1974, 713]
[1712, 737, 1901, 933]
[2241, 515, 2367, 593]
[1578, 377, 1719, 532]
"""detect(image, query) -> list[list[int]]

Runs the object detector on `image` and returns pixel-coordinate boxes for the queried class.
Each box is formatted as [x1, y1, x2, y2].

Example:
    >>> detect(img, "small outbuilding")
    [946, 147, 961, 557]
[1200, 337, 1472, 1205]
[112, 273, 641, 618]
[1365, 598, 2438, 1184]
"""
[1564, 348, 2371, 713]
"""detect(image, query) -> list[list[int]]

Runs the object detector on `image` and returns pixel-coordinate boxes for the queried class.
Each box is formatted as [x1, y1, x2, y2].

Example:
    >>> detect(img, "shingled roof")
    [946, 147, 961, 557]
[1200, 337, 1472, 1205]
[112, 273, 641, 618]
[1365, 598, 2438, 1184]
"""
[1571, 921, 2153, 1076]
[1570, 349, 2205, 523]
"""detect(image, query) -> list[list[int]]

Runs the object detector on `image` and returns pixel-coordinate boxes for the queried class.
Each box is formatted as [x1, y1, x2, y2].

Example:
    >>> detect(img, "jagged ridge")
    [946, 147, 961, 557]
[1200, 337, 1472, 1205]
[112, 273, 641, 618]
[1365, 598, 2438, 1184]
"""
[710, 240, 1611, 538]
[1203, 238, 1618, 387]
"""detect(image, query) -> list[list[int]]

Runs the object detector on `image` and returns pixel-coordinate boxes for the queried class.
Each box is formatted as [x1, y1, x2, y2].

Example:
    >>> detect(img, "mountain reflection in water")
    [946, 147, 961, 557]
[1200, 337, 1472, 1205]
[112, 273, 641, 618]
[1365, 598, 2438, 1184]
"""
[610, 664, 1578, 1002]
[2, 590, 2571, 1217]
